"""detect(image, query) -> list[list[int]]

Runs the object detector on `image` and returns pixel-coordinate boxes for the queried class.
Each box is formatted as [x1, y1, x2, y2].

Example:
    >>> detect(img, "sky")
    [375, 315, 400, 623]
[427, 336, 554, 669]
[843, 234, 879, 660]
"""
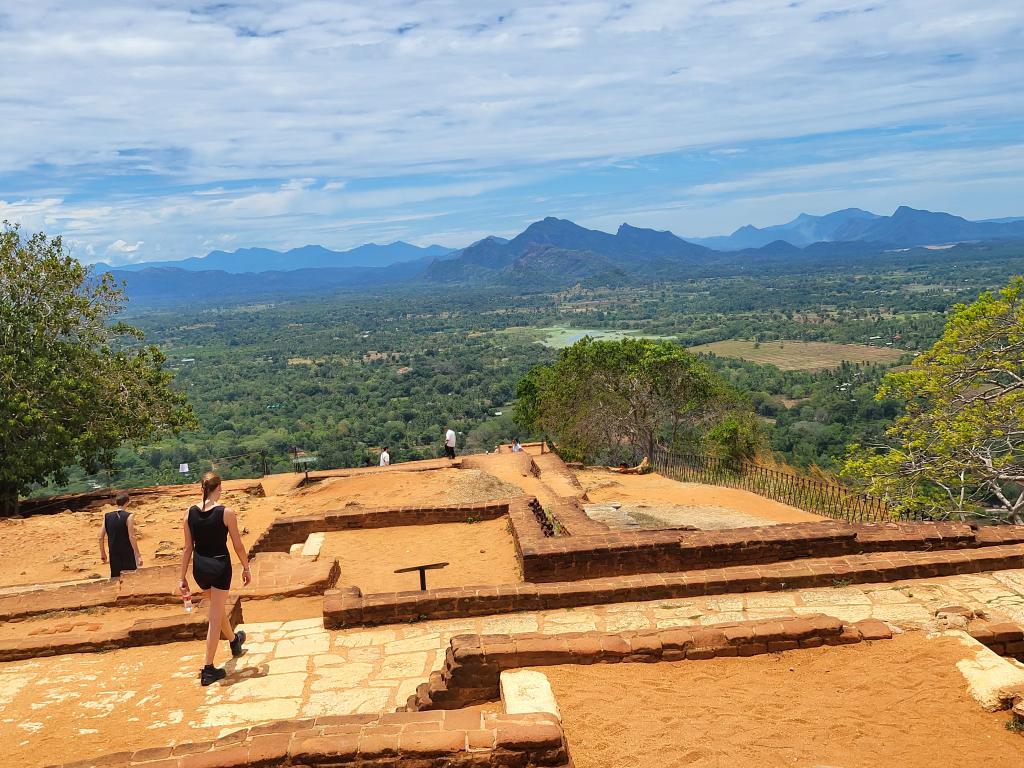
[1, 1, 1023, 265]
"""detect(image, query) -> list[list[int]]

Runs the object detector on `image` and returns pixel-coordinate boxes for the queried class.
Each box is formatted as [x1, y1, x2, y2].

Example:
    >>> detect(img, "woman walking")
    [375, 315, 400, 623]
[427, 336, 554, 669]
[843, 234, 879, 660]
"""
[179, 472, 251, 686]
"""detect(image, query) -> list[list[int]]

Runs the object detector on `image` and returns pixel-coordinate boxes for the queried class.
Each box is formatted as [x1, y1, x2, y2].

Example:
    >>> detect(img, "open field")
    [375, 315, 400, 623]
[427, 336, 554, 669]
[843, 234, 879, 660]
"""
[535, 326, 677, 348]
[689, 339, 907, 370]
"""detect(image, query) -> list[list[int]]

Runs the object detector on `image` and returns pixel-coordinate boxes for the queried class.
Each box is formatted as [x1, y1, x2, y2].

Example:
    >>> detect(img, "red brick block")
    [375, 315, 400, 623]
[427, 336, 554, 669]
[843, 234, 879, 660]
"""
[799, 637, 824, 648]
[399, 728, 467, 754]
[853, 619, 893, 641]
[358, 728, 403, 757]
[443, 709, 483, 731]
[292, 733, 361, 763]
[722, 625, 754, 645]
[685, 647, 716, 660]
[969, 625, 996, 644]
[494, 723, 563, 751]
[467, 729, 495, 750]
[180, 746, 250, 768]
[737, 643, 768, 657]
[600, 635, 631, 658]
[659, 628, 695, 651]
[565, 636, 602, 662]
[825, 627, 862, 645]
[989, 623, 1024, 643]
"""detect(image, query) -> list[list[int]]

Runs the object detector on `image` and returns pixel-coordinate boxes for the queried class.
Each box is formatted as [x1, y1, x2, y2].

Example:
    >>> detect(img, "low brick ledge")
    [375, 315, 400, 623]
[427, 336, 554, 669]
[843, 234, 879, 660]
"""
[519, 520, 1013, 582]
[402, 614, 892, 712]
[250, 498, 526, 555]
[46, 710, 568, 768]
[969, 621, 1024, 659]
[324, 543, 1024, 628]
[0, 598, 243, 662]
[0, 554, 338, 622]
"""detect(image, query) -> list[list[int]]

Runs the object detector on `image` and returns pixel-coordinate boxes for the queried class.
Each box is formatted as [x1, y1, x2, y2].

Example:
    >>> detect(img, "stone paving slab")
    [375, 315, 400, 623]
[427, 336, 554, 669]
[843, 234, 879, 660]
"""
[4, 570, 1024, 767]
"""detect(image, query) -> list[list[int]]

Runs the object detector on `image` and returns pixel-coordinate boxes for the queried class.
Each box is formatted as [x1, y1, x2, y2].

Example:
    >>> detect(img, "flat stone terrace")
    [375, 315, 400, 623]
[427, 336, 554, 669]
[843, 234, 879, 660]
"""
[7, 451, 1024, 768]
[5, 570, 1024, 767]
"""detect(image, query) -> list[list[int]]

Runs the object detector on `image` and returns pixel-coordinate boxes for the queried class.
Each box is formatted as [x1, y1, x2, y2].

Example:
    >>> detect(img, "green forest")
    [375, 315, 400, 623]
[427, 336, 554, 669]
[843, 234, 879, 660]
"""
[31, 242, 1024, 496]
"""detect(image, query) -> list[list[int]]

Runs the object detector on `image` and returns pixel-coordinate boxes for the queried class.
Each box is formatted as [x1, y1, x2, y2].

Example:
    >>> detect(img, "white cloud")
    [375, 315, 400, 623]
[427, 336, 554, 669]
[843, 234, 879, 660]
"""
[0, 1, 1021, 259]
[107, 239, 144, 254]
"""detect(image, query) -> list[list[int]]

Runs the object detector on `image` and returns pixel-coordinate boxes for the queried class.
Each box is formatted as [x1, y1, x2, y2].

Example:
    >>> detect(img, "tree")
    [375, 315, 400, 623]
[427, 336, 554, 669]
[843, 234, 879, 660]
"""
[0, 225, 196, 515]
[514, 337, 757, 463]
[842, 278, 1024, 523]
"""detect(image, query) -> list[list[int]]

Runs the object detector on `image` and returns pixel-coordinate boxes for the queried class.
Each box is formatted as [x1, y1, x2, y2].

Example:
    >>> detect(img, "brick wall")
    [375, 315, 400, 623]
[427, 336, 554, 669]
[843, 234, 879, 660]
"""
[400, 615, 891, 712]
[518, 520, 1014, 583]
[0, 597, 243, 663]
[48, 710, 569, 768]
[323, 543, 1024, 628]
[249, 500, 520, 554]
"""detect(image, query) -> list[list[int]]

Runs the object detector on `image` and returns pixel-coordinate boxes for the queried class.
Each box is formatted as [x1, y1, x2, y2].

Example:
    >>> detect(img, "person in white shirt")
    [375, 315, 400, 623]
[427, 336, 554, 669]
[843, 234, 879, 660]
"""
[444, 428, 457, 459]
[511, 438, 523, 453]
[379, 447, 390, 466]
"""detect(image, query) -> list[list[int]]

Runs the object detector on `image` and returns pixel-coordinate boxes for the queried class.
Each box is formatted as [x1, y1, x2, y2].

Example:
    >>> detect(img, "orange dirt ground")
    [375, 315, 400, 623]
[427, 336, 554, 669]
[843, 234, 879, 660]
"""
[577, 469, 823, 525]
[321, 518, 522, 593]
[0, 487, 282, 589]
[0, 467, 522, 590]
[285, 468, 523, 513]
[542, 633, 1023, 768]
[0, 639, 220, 765]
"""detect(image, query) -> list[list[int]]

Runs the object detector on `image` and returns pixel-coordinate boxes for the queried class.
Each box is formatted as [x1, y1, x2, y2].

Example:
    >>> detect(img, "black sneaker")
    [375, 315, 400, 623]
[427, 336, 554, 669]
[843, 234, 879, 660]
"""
[229, 630, 246, 658]
[200, 664, 226, 686]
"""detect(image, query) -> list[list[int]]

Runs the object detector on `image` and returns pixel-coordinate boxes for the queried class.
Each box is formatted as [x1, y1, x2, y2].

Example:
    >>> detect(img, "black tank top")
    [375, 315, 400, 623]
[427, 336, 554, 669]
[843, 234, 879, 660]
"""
[187, 504, 229, 558]
[104, 510, 135, 563]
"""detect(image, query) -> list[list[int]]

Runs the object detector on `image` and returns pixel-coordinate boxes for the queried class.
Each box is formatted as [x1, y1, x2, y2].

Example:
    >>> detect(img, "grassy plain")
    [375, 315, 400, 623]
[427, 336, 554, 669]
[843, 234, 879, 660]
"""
[689, 339, 906, 371]
[536, 326, 677, 348]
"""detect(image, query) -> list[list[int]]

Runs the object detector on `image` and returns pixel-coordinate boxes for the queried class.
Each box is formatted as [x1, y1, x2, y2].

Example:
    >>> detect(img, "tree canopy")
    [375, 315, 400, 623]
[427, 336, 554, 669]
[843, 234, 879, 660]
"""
[514, 336, 758, 463]
[842, 277, 1024, 523]
[0, 226, 195, 514]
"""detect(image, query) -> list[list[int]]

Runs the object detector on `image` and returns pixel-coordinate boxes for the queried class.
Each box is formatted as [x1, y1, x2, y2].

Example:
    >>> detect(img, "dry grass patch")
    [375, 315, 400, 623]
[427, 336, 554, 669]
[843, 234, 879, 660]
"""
[690, 339, 905, 371]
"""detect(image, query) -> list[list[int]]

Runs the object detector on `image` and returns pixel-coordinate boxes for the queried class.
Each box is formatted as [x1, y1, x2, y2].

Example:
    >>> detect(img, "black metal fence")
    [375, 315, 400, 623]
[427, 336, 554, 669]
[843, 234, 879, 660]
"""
[651, 450, 912, 523]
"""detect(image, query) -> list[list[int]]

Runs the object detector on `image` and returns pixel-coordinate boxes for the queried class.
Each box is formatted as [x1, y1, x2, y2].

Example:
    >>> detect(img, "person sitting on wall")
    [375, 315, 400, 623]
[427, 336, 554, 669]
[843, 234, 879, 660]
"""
[608, 456, 650, 474]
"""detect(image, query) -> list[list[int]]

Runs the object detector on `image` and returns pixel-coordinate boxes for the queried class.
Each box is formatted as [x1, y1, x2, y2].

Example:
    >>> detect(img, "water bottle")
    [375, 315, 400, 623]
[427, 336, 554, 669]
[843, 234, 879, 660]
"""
[181, 586, 193, 613]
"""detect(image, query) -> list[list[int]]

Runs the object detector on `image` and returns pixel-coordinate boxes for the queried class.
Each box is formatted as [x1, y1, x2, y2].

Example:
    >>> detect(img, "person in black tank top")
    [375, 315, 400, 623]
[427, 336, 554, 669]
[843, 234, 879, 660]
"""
[179, 472, 252, 686]
[99, 491, 142, 578]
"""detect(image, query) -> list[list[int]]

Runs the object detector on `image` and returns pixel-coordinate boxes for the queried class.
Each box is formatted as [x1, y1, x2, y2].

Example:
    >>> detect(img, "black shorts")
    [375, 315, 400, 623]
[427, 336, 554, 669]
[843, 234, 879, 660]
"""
[193, 554, 232, 591]
[444, 445, 456, 459]
[109, 555, 137, 579]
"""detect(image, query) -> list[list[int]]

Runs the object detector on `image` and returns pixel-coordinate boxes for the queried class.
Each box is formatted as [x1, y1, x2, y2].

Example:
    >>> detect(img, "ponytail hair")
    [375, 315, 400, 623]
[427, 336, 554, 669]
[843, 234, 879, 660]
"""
[201, 472, 222, 506]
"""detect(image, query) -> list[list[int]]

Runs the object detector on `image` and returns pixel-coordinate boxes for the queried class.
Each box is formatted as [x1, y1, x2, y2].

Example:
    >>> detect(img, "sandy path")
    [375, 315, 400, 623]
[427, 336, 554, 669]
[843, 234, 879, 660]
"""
[577, 469, 823, 525]
[543, 633, 1022, 768]
[321, 518, 522, 593]
[0, 489, 283, 589]
[284, 468, 522, 514]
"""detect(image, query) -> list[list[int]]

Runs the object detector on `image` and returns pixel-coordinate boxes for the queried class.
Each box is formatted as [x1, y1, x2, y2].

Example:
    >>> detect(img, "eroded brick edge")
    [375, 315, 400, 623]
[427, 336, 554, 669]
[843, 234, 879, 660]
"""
[402, 614, 892, 712]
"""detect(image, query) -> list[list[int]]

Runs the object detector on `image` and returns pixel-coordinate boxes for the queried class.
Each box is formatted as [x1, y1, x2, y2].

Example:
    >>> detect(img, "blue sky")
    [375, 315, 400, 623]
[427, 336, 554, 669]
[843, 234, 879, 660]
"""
[1, 1, 1023, 264]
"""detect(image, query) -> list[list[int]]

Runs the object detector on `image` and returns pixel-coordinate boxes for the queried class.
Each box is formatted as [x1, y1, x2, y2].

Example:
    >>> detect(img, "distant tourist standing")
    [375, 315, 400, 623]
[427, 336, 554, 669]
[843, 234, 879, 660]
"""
[179, 472, 251, 686]
[511, 438, 523, 453]
[379, 447, 391, 466]
[444, 427, 457, 460]
[99, 491, 142, 578]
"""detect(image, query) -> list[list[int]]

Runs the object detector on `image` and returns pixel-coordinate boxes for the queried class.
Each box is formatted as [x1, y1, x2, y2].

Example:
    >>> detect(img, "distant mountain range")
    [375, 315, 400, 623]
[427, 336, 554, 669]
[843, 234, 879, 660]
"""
[103, 206, 1024, 304]
[688, 206, 1024, 250]
[98, 241, 453, 273]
